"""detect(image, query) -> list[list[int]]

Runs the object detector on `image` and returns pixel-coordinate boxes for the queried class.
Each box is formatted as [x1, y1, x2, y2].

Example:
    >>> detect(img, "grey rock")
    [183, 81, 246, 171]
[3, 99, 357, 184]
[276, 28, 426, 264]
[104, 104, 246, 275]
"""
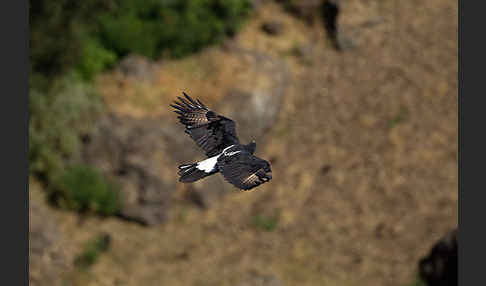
[83, 115, 176, 226]
[220, 89, 278, 144]
[335, 29, 358, 51]
[216, 49, 290, 145]
[117, 54, 155, 80]
[119, 203, 168, 226]
[323, 0, 364, 51]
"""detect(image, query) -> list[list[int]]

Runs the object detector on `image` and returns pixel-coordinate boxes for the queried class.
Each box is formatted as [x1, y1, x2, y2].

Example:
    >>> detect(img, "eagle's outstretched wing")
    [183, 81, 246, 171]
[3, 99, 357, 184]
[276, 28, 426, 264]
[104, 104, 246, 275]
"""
[171, 92, 240, 157]
[218, 152, 272, 190]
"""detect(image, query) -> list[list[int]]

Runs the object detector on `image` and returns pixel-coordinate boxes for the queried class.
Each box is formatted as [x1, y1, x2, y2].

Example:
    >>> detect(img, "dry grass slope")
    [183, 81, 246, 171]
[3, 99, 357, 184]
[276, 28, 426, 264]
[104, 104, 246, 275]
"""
[30, 1, 457, 285]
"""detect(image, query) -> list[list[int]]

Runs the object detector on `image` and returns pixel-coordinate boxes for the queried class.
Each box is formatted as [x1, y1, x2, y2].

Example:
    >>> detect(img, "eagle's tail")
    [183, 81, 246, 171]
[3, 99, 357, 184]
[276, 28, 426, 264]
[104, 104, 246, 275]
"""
[177, 162, 218, 183]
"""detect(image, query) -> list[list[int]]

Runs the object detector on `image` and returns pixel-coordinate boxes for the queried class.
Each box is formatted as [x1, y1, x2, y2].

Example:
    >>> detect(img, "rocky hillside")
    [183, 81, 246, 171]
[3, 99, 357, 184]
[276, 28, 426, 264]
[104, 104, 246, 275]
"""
[30, 1, 458, 286]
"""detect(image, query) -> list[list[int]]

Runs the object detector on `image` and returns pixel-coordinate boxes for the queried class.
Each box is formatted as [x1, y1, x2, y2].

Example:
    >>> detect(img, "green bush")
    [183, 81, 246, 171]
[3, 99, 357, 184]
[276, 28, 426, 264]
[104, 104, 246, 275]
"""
[98, 0, 253, 59]
[53, 165, 121, 216]
[29, 74, 103, 182]
[75, 233, 111, 270]
[253, 214, 279, 232]
[74, 32, 118, 80]
[98, 13, 159, 58]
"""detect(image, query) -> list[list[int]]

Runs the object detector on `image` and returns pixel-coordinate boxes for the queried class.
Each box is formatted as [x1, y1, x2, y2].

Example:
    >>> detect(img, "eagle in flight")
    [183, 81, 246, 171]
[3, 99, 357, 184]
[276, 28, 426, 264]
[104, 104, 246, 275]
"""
[170, 92, 272, 190]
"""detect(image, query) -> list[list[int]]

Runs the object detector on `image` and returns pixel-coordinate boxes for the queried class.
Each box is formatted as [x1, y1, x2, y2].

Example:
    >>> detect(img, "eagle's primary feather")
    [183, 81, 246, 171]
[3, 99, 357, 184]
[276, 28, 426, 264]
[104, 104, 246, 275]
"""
[171, 92, 272, 190]
[171, 92, 240, 157]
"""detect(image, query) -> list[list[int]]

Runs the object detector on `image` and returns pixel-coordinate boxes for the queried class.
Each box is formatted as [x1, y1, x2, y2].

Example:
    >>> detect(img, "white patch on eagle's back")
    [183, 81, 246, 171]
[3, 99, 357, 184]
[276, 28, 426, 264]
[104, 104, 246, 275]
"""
[225, 151, 241, 156]
[222, 145, 235, 153]
[196, 155, 220, 173]
[195, 145, 238, 173]
[222, 145, 241, 157]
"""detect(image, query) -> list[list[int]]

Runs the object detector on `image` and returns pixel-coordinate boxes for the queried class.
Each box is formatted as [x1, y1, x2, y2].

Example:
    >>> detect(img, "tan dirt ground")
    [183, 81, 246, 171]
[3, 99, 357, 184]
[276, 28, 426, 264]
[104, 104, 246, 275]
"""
[30, 1, 457, 285]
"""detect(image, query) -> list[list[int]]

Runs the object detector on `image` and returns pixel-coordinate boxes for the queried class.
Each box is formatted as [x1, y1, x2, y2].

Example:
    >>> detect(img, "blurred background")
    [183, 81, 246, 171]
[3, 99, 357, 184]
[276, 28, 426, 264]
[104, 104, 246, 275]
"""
[29, 1, 458, 286]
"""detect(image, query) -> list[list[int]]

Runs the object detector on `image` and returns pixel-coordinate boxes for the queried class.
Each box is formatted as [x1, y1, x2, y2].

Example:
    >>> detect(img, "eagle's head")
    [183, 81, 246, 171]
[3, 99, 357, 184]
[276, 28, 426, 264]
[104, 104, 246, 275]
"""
[245, 140, 257, 154]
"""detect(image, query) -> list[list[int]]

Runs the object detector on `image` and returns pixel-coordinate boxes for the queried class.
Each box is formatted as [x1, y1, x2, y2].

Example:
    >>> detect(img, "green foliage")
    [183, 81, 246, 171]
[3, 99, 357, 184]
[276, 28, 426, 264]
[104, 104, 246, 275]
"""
[98, 0, 253, 59]
[98, 12, 159, 58]
[75, 233, 112, 270]
[29, 0, 116, 81]
[253, 214, 279, 232]
[53, 165, 121, 216]
[29, 74, 103, 182]
[74, 34, 118, 80]
[29, 77, 119, 216]
[30, 0, 253, 81]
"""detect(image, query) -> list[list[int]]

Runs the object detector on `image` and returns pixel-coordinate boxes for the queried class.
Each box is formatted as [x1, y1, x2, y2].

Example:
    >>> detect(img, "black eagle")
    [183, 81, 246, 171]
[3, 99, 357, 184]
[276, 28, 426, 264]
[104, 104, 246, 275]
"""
[170, 92, 272, 190]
